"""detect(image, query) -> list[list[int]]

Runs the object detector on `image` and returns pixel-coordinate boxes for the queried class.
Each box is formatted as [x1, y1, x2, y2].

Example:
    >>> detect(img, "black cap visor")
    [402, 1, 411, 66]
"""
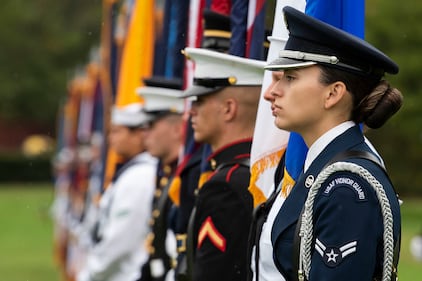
[180, 85, 224, 99]
[265, 57, 317, 71]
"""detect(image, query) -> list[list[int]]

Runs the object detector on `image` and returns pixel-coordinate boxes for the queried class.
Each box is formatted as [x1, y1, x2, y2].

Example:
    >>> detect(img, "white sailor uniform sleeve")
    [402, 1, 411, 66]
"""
[308, 171, 385, 280]
[78, 163, 156, 281]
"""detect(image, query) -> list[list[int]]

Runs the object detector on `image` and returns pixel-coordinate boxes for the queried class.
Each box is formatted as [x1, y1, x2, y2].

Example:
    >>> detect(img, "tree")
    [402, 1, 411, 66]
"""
[366, 0, 422, 195]
[0, 0, 102, 126]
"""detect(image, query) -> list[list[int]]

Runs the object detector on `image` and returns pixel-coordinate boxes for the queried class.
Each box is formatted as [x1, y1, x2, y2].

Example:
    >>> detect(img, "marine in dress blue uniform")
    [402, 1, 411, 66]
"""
[264, 7, 403, 281]
[137, 77, 186, 281]
[192, 139, 254, 281]
[181, 48, 266, 281]
[171, 11, 233, 280]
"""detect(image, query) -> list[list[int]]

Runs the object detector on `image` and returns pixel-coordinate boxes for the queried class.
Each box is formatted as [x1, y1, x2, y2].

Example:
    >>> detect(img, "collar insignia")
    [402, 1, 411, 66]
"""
[305, 175, 314, 188]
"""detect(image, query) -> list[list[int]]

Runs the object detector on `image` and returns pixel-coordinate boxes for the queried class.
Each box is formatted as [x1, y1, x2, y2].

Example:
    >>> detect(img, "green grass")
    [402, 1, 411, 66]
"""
[397, 198, 422, 280]
[0, 184, 421, 280]
[0, 183, 60, 281]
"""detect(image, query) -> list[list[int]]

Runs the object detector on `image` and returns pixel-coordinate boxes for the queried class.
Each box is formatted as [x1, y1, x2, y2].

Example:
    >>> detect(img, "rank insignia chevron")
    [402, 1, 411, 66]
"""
[197, 216, 226, 252]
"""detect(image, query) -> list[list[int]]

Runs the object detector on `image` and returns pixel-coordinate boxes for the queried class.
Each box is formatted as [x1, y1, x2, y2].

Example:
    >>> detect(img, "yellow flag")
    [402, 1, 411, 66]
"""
[115, 0, 155, 106]
[104, 0, 155, 188]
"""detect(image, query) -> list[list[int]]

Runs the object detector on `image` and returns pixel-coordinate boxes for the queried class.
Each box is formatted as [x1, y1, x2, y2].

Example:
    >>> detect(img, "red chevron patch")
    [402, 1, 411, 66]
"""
[197, 216, 226, 252]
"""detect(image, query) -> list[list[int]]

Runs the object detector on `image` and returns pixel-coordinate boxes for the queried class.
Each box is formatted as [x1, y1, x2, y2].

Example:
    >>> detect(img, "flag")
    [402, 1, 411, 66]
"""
[249, 0, 306, 207]
[99, 0, 118, 100]
[152, 0, 190, 79]
[76, 66, 96, 144]
[186, 0, 205, 73]
[115, 0, 155, 106]
[245, 0, 267, 59]
[305, 0, 364, 38]
[228, 0, 249, 56]
[164, 0, 191, 78]
[147, 0, 194, 205]
[103, 0, 156, 188]
[279, 132, 307, 197]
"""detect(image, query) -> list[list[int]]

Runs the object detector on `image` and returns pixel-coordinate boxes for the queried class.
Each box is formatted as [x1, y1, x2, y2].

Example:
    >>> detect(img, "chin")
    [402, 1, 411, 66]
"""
[193, 132, 202, 142]
[274, 119, 288, 130]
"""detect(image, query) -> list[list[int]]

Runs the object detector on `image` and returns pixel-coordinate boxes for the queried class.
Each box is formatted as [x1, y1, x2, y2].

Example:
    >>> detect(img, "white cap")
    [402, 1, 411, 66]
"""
[137, 86, 185, 114]
[182, 47, 266, 97]
[111, 103, 152, 127]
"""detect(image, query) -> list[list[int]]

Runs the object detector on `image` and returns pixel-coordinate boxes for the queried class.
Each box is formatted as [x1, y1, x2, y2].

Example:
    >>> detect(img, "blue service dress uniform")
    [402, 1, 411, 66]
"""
[191, 139, 254, 281]
[271, 125, 401, 281]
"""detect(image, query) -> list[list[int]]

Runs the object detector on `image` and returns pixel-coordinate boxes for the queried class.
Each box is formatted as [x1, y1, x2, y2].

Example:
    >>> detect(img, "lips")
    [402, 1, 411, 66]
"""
[271, 103, 282, 116]
[191, 120, 197, 129]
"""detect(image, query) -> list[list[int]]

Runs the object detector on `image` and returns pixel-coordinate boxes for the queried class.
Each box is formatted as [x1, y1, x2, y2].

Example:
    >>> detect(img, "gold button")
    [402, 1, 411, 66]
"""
[154, 189, 162, 197]
[160, 177, 169, 187]
[152, 209, 160, 218]
[210, 159, 217, 170]
[144, 233, 155, 254]
[171, 258, 177, 269]
[163, 165, 172, 174]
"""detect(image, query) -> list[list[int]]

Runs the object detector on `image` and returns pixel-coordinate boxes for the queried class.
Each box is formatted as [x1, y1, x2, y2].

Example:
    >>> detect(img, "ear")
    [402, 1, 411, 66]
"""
[324, 81, 347, 109]
[221, 98, 237, 121]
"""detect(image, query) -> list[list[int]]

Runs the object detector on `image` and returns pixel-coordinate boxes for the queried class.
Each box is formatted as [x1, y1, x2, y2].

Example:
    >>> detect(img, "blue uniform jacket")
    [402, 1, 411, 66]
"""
[271, 125, 401, 280]
[192, 139, 254, 281]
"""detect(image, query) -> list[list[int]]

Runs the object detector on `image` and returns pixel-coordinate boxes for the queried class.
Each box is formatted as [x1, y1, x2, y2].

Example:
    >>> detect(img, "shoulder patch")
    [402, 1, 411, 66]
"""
[315, 238, 357, 267]
[322, 175, 367, 201]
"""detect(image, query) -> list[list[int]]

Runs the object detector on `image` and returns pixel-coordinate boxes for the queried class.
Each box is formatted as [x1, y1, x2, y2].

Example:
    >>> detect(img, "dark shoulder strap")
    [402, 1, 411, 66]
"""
[215, 158, 250, 171]
[327, 150, 385, 170]
[292, 150, 399, 281]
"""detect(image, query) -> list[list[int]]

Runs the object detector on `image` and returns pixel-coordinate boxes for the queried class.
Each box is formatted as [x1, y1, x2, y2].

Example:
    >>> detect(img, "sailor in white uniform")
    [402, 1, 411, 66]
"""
[77, 103, 158, 281]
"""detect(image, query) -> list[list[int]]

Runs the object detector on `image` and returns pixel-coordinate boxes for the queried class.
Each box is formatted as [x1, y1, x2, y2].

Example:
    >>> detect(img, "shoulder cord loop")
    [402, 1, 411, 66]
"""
[298, 162, 394, 281]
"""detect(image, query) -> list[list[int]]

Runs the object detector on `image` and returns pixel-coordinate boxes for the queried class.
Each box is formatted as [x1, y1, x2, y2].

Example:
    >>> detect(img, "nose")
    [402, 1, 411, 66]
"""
[263, 81, 275, 102]
[264, 81, 283, 102]
[189, 102, 198, 116]
[264, 71, 284, 102]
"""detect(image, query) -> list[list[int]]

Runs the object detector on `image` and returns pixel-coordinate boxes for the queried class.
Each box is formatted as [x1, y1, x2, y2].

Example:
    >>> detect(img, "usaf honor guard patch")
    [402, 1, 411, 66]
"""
[322, 175, 367, 202]
[315, 238, 357, 267]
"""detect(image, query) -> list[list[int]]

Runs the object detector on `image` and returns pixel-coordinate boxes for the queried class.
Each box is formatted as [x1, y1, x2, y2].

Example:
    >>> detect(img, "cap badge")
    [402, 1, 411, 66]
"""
[228, 76, 237, 85]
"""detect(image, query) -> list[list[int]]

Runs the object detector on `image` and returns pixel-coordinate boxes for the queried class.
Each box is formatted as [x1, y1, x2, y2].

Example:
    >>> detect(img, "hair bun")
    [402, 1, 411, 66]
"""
[364, 81, 403, 129]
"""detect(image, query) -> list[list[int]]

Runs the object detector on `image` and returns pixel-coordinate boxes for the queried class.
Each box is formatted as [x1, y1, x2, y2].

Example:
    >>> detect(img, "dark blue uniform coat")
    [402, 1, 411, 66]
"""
[271, 125, 401, 280]
[192, 139, 254, 281]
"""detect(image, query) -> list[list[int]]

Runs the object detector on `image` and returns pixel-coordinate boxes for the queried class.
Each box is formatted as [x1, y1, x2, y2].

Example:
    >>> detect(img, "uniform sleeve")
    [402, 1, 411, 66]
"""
[193, 180, 252, 281]
[78, 164, 156, 281]
[308, 172, 382, 280]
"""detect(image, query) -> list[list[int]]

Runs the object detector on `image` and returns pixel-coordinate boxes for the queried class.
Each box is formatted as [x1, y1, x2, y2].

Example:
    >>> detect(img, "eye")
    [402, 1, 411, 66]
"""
[284, 74, 296, 82]
[272, 71, 284, 82]
[283, 71, 297, 82]
[192, 99, 202, 107]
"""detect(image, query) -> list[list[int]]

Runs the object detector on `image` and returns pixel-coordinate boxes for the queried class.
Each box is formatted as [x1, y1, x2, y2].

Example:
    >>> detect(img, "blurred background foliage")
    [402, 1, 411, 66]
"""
[365, 0, 422, 196]
[0, 0, 420, 195]
[0, 0, 102, 124]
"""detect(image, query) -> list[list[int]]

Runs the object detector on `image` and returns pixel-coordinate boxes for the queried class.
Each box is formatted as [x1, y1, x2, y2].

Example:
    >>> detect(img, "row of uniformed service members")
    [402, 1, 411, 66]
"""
[64, 7, 403, 281]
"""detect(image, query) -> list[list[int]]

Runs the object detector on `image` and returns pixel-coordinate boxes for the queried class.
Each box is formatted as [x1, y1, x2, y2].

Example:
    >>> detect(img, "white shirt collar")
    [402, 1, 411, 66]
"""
[304, 121, 355, 172]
